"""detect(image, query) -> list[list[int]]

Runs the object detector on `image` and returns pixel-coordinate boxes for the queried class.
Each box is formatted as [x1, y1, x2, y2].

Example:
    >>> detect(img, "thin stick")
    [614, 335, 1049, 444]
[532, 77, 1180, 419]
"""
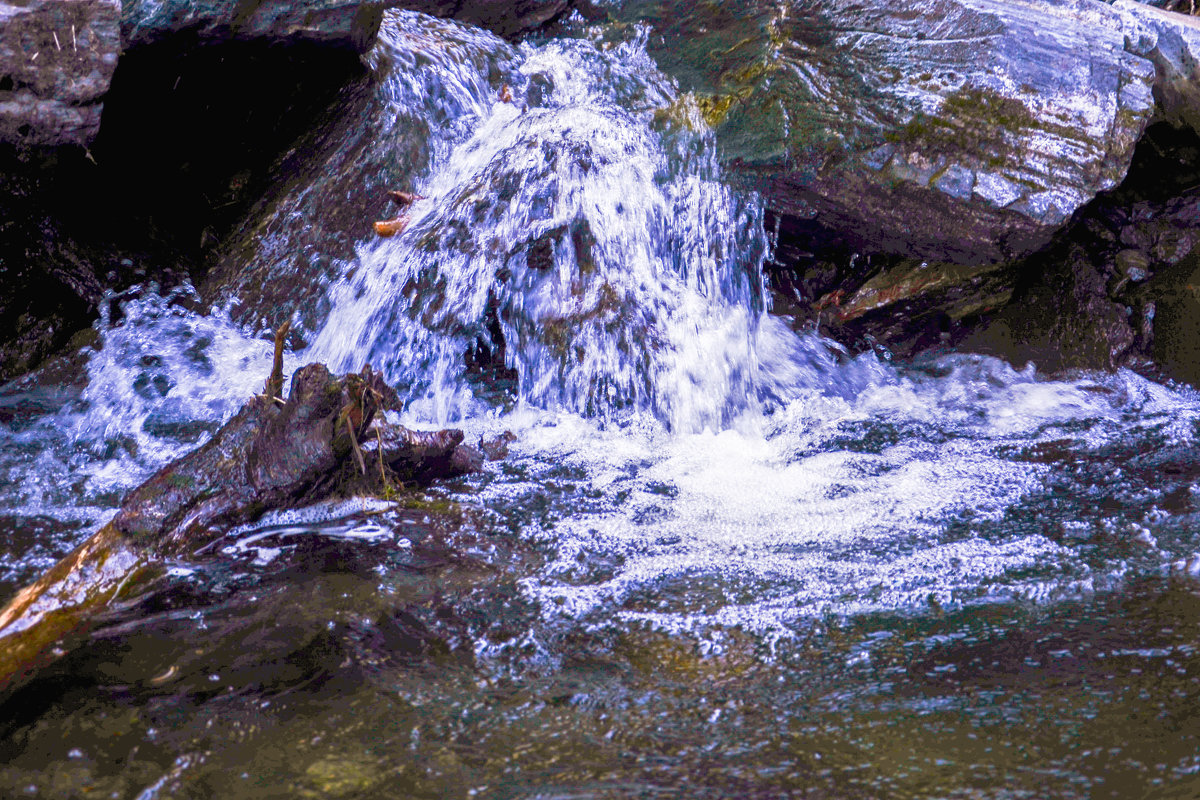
[263, 320, 291, 400]
[347, 418, 367, 476]
[375, 424, 389, 487]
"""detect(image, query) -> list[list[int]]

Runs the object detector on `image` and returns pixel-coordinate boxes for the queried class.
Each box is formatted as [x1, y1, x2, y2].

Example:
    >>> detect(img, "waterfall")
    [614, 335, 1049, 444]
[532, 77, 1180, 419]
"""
[308, 28, 771, 432]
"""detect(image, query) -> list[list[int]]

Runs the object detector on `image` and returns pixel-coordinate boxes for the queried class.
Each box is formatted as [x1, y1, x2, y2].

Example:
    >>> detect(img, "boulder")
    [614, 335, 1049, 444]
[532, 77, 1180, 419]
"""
[400, 0, 574, 39]
[956, 122, 1200, 373]
[0, 0, 121, 147]
[1115, 0, 1200, 132]
[200, 11, 514, 339]
[120, 0, 385, 51]
[625, 0, 1158, 264]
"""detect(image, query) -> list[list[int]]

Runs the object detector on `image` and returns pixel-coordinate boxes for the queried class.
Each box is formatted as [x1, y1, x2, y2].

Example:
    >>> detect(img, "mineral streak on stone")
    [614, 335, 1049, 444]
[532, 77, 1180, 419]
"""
[120, 0, 386, 51]
[0, 0, 121, 147]
[627, 0, 1159, 264]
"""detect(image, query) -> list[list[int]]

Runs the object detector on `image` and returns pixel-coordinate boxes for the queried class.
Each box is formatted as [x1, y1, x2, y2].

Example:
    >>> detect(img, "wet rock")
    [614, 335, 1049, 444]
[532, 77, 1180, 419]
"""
[807, 258, 1015, 359]
[625, 0, 1157, 264]
[201, 12, 512, 338]
[0, 360, 486, 691]
[120, 0, 385, 51]
[1144, 244, 1200, 386]
[1116, 0, 1200, 133]
[0, 0, 121, 147]
[302, 756, 382, 798]
[965, 241, 1138, 372]
[953, 122, 1200, 375]
[0, 26, 367, 381]
[400, 0, 576, 39]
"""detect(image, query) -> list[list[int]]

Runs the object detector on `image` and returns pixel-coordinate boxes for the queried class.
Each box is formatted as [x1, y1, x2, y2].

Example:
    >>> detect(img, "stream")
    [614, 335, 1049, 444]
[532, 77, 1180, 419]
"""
[2, 11, 1200, 799]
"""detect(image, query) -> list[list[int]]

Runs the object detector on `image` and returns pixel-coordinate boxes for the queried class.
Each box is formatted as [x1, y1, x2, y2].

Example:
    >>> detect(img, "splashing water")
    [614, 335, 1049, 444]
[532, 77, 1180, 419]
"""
[476, 356, 1200, 642]
[4, 13, 1200, 639]
[310, 31, 769, 431]
[8, 13, 1200, 800]
[0, 286, 279, 524]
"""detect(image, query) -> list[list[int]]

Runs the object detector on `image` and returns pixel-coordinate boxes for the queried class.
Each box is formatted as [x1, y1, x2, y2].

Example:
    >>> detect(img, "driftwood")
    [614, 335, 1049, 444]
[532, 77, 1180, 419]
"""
[0, 361, 483, 692]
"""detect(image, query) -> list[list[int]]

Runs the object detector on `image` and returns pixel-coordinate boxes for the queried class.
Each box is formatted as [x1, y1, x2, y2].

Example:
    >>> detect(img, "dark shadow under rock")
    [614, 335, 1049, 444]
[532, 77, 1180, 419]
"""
[0, 35, 367, 381]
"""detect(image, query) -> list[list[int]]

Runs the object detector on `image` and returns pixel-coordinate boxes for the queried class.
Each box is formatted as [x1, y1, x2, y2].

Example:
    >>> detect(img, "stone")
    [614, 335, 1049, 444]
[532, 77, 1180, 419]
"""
[1116, 0, 1200, 133]
[1146, 244, 1200, 386]
[0, 0, 121, 147]
[200, 11, 514, 338]
[399, 0, 573, 39]
[621, 0, 1158, 264]
[120, 0, 386, 51]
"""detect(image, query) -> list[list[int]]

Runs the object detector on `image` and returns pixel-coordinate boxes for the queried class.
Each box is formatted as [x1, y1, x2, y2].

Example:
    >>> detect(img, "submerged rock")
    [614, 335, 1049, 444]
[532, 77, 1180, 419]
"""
[627, 0, 1157, 264]
[0, 0, 121, 147]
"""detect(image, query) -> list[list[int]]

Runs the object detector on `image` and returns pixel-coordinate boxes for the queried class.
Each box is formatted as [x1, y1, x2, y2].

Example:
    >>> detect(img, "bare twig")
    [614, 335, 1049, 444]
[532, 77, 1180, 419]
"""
[262, 320, 291, 400]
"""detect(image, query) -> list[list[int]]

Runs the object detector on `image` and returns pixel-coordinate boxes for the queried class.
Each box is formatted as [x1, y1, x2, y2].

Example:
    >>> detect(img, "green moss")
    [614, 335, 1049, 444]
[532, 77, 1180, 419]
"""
[886, 86, 1079, 169]
[166, 473, 196, 490]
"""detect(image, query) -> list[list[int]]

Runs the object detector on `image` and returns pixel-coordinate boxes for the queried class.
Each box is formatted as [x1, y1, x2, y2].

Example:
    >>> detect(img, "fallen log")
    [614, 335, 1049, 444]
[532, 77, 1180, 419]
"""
[0, 361, 484, 692]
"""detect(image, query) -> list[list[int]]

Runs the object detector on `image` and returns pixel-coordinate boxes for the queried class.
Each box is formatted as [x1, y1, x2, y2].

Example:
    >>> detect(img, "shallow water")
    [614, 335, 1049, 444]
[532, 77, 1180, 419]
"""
[3, 9, 1200, 800]
[5, 326, 1200, 798]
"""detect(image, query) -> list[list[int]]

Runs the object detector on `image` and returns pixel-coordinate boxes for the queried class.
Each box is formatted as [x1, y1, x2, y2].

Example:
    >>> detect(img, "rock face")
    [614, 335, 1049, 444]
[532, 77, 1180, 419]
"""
[625, 0, 1158, 264]
[0, 0, 121, 147]
[120, 0, 385, 51]
[400, 0, 572, 39]
[1116, 0, 1200, 132]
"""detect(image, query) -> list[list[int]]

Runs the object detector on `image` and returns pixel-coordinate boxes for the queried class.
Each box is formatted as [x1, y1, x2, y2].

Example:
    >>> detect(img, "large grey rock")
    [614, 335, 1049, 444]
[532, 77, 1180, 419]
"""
[0, 0, 121, 147]
[399, 0, 572, 39]
[1115, 0, 1200, 132]
[627, 0, 1158, 264]
[200, 11, 514, 338]
[119, 0, 586, 49]
[120, 0, 385, 51]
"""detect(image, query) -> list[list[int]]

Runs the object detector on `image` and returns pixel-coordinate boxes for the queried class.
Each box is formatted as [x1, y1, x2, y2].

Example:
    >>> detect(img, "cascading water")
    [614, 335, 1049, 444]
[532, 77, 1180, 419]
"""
[310, 28, 773, 431]
[5, 11, 1200, 797]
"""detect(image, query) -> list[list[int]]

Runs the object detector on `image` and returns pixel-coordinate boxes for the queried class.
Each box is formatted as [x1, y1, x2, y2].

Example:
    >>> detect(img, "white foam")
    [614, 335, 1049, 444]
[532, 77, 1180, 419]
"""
[482, 350, 1200, 637]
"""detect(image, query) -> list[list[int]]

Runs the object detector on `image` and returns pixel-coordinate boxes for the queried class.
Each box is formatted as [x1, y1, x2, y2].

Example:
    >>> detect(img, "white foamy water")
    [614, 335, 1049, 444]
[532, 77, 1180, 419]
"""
[470, 355, 1200, 638]
[5, 12, 1200, 645]
[309, 29, 768, 431]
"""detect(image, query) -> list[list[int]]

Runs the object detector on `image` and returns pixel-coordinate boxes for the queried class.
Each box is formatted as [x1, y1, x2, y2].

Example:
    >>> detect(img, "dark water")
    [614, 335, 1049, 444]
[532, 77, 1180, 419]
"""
[3, 9, 1200, 800]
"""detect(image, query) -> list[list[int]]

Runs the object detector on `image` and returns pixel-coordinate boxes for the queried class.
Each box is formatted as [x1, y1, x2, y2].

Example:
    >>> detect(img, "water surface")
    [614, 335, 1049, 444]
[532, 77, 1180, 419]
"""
[2, 10, 1200, 799]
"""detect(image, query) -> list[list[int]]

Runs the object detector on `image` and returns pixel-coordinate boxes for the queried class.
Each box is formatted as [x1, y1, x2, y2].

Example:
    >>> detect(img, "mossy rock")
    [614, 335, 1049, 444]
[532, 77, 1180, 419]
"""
[619, 0, 1156, 264]
[1149, 246, 1200, 387]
